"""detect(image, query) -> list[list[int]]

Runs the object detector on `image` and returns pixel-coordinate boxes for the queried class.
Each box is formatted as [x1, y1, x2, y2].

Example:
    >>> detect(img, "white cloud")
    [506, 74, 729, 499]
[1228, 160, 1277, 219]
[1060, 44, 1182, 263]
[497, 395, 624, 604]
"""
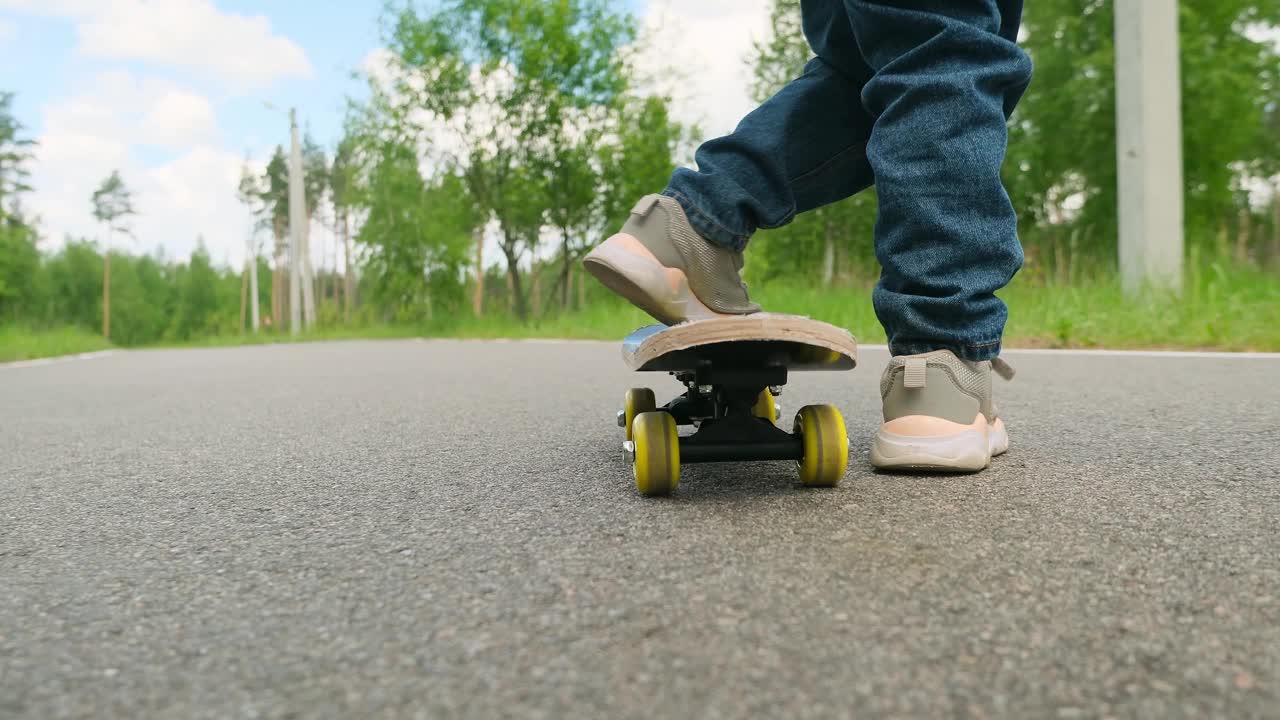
[27, 71, 258, 270]
[633, 0, 772, 142]
[141, 90, 217, 148]
[0, 0, 311, 90]
[41, 71, 217, 149]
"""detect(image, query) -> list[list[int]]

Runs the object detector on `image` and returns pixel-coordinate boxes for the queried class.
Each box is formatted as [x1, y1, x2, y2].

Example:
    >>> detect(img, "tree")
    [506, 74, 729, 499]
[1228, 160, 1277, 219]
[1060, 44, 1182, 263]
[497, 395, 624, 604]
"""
[329, 132, 362, 322]
[300, 131, 328, 325]
[746, 0, 809, 108]
[1006, 0, 1280, 270]
[378, 0, 635, 320]
[44, 239, 104, 330]
[91, 170, 136, 339]
[236, 163, 264, 333]
[0, 91, 39, 321]
[0, 91, 35, 222]
[170, 240, 220, 341]
[742, 0, 878, 286]
[355, 139, 477, 321]
[257, 147, 291, 328]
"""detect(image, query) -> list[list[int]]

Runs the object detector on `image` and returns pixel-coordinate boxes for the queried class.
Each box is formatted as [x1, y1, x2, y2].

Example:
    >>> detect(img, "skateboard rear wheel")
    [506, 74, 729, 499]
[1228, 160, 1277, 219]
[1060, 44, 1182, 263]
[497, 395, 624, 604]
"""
[794, 405, 848, 487]
[632, 411, 680, 496]
[624, 388, 656, 441]
[752, 389, 778, 424]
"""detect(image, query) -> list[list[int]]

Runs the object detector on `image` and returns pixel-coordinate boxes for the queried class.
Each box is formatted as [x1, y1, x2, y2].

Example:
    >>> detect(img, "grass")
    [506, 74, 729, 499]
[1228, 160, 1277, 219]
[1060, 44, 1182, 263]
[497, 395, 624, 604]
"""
[5, 260, 1277, 363]
[416, 260, 1280, 352]
[0, 326, 115, 363]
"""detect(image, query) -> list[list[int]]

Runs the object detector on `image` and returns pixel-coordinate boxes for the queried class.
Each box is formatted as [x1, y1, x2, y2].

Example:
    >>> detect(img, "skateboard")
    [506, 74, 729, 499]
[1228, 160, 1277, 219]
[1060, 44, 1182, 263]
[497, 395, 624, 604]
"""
[616, 313, 858, 496]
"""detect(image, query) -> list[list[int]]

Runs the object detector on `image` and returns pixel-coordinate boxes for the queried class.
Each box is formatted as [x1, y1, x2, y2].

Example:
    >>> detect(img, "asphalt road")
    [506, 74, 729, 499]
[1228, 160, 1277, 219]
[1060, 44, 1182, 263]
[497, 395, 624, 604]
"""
[2, 339, 1278, 719]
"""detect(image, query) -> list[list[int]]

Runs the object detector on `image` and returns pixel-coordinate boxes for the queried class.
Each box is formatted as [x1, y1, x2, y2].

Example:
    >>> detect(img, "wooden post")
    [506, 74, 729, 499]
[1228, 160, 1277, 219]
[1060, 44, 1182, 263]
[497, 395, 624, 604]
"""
[472, 227, 484, 316]
[102, 249, 111, 339]
[531, 267, 542, 318]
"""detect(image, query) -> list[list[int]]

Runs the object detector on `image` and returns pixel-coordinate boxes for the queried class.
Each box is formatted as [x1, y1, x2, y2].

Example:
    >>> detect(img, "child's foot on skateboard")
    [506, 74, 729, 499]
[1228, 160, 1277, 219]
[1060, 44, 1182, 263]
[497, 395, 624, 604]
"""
[870, 350, 1015, 472]
[583, 194, 760, 325]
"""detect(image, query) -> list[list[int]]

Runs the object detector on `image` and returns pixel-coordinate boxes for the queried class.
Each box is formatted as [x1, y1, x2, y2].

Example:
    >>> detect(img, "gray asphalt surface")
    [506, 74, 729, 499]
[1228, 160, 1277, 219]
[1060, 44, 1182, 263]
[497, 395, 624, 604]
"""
[2, 339, 1278, 719]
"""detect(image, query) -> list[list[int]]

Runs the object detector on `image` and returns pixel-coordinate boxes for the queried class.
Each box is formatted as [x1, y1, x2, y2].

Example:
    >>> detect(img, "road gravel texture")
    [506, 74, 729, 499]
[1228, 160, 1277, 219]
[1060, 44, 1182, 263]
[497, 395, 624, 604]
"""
[2, 339, 1277, 719]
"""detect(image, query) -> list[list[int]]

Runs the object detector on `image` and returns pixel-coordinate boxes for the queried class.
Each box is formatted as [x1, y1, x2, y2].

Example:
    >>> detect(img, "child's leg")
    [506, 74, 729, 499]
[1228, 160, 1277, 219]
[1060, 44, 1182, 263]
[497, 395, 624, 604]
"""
[848, 0, 1031, 361]
[583, 5, 875, 324]
[663, 3, 877, 252]
[848, 0, 1033, 472]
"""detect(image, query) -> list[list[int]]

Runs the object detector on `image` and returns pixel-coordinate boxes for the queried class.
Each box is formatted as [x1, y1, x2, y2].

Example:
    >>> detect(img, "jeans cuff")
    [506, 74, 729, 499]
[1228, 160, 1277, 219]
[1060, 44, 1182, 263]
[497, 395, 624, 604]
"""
[889, 338, 1004, 362]
[661, 189, 751, 252]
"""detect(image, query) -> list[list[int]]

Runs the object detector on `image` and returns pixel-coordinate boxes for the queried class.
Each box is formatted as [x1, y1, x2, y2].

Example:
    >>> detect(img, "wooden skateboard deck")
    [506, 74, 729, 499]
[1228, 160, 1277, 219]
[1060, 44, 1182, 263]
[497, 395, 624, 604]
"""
[622, 313, 858, 373]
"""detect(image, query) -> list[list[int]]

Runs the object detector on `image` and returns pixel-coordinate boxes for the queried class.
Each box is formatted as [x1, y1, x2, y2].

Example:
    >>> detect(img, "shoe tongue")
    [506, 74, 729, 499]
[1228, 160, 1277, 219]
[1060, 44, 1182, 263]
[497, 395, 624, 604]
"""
[991, 357, 1016, 381]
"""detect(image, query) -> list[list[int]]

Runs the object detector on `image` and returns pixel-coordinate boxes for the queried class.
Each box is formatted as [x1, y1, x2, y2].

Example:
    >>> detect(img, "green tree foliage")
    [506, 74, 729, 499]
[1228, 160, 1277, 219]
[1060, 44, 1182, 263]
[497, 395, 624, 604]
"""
[91, 171, 136, 239]
[0, 225, 39, 321]
[378, 0, 639, 319]
[596, 95, 688, 229]
[90, 170, 137, 338]
[171, 240, 222, 340]
[329, 133, 362, 319]
[1008, 0, 1280, 269]
[261, 147, 290, 246]
[356, 139, 478, 321]
[43, 240, 104, 330]
[0, 92, 39, 320]
[741, 0, 878, 286]
[0, 92, 35, 220]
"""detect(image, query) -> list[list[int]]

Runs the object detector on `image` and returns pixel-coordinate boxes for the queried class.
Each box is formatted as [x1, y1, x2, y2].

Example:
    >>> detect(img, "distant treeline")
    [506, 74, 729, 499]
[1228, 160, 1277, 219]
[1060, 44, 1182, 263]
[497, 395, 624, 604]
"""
[1, 0, 1277, 345]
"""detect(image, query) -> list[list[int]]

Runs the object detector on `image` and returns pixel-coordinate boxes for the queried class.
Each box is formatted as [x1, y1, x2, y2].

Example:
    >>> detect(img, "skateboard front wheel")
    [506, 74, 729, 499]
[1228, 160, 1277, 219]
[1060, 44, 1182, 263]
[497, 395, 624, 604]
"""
[794, 405, 849, 487]
[623, 388, 656, 440]
[632, 411, 680, 496]
[752, 389, 778, 424]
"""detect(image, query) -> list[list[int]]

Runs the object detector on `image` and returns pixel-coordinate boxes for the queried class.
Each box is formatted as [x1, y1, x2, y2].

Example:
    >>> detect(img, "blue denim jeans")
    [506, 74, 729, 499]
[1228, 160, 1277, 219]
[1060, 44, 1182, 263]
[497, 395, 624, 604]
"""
[664, 0, 1032, 361]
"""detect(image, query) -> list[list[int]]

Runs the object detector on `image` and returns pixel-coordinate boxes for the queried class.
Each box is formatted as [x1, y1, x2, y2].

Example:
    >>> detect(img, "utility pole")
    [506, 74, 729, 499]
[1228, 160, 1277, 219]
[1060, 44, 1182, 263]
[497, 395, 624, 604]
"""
[288, 108, 305, 335]
[301, 208, 317, 330]
[248, 227, 260, 333]
[1114, 1, 1184, 294]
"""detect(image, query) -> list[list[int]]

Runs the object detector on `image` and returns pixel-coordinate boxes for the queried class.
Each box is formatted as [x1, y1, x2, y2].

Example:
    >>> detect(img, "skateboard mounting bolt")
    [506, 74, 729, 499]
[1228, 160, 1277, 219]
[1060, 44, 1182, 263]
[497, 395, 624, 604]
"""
[769, 386, 782, 396]
[616, 409, 626, 427]
[698, 385, 713, 395]
[622, 440, 636, 460]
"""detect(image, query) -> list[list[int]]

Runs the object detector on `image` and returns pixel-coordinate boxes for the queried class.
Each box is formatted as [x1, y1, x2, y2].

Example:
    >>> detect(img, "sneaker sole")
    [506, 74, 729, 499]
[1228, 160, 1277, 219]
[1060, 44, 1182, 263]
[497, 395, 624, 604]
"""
[582, 233, 730, 326]
[870, 418, 1009, 473]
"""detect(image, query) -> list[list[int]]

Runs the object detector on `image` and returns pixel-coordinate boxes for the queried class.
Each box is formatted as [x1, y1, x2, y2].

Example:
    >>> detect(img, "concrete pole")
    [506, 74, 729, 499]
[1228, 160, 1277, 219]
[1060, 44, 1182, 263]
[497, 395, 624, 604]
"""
[248, 230, 260, 333]
[1114, 0, 1184, 294]
[301, 221, 317, 329]
[288, 108, 305, 335]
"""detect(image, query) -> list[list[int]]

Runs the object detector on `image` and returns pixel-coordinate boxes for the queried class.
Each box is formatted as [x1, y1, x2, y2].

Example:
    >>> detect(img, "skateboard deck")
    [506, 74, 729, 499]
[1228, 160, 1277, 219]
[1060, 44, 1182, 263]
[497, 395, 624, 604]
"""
[622, 313, 858, 372]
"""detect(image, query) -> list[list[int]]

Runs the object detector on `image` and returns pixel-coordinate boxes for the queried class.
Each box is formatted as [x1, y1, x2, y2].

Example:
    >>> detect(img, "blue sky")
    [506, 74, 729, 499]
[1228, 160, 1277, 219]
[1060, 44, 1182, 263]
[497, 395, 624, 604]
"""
[0, 0, 768, 268]
[2, 3, 378, 161]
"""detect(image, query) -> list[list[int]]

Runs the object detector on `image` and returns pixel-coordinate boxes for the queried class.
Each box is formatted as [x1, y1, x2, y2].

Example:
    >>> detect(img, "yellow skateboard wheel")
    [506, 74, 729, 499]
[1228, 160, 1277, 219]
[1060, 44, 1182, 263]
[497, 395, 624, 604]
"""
[794, 404, 848, 487]
[752, 389, 777, 423]
[624, 388, 656, 441]
[632, 411, 679, 496]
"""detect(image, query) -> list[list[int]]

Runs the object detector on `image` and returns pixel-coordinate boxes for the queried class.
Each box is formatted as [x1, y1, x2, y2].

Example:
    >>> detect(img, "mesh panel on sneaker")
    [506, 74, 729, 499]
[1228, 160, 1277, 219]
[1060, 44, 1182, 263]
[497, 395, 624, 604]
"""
[655, 196, 758, 314]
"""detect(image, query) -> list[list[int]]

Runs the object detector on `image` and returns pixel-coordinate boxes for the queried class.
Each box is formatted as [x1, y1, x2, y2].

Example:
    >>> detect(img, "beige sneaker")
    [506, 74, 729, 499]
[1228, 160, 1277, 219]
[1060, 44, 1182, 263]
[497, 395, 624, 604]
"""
[870, 350, 1015, 472]
[582, 194, 760, 325]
